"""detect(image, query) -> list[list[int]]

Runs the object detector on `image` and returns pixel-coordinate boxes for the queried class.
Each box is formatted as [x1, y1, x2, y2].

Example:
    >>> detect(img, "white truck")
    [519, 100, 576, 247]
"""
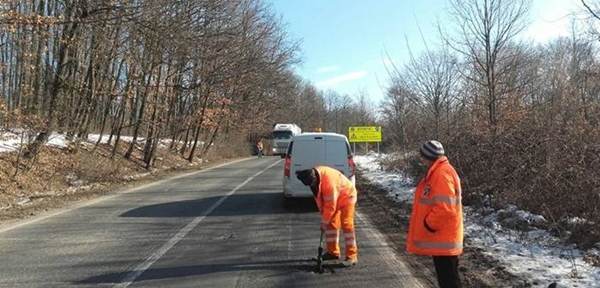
[271, 123, 301, 156]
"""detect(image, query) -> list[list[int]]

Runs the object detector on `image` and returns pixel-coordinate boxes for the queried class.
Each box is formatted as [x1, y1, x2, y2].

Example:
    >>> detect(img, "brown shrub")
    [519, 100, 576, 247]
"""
[385, 111, 600, 248]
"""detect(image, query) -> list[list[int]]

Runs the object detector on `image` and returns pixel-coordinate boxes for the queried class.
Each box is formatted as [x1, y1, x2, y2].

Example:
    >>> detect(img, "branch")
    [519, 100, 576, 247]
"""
[582, 0, 600, 21]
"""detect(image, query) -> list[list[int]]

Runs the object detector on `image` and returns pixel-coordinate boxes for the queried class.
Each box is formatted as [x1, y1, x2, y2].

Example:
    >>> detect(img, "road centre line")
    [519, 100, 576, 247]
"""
[0, 157, 253, 235]
[114, 159, 282, 288]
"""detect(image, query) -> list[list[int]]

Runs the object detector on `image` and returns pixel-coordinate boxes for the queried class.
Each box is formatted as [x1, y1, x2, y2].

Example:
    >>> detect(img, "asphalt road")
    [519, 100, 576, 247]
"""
[0, 157, 427, 287]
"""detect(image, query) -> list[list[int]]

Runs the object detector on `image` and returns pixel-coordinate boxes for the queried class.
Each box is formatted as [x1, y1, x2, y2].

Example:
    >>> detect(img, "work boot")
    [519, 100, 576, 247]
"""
[321, 252, 340, 261]
[344, 257, 358, 266]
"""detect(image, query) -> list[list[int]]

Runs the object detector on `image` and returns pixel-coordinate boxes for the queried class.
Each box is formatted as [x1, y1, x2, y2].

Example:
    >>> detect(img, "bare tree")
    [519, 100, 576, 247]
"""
[0, 0, 377, 173]
[403, 49, 458, 138]
[446, 0, 531, 127]
[381, 78, 418, 150]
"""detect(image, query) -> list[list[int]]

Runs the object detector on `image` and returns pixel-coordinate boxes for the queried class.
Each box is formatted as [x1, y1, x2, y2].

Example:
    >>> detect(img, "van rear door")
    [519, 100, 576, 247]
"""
[290, 137, 326, 176]
[325, 138, 350, 177]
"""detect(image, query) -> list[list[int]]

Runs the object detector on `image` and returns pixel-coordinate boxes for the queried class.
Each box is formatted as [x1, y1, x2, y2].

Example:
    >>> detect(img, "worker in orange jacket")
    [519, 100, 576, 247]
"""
[256, 139, 264, 158]
[296, 166, 358, 264]
[407, 140, 463, 288]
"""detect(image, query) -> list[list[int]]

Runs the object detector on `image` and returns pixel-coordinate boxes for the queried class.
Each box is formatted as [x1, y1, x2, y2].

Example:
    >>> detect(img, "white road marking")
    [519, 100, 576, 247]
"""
[114, 159, 282, 287]
[356, 212, 428, 287]
[0, 157, 254, 234]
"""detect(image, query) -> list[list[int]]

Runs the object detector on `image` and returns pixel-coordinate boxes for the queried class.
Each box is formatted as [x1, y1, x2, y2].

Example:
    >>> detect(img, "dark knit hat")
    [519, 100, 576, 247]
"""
[296, 169, 316, 186]
[420, 140, 445, 160]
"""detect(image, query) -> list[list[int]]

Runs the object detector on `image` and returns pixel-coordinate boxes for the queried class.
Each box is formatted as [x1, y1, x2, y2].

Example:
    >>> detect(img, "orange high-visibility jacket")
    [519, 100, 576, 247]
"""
[315, 166, 357, 225]
[406, 157, 463, 256]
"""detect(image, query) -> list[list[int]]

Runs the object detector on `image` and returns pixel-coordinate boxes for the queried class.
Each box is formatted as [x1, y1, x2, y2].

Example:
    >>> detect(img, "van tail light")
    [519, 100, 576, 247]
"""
[348, 155, 356, 177]
[284, 155, 292, 177]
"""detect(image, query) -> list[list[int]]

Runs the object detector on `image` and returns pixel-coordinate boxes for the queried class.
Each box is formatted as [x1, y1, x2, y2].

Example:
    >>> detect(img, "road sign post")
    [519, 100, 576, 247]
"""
[348, 126, 382, 154]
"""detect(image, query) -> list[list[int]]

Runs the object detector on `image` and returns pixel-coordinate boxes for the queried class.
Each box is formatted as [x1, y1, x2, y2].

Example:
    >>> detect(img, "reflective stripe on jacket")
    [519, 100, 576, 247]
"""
[315, 166, 357, 225]
[406, 156, 463, 256]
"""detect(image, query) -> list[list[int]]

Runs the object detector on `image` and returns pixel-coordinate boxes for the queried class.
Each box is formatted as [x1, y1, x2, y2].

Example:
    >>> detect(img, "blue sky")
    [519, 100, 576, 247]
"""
[268, 0, 583, 104]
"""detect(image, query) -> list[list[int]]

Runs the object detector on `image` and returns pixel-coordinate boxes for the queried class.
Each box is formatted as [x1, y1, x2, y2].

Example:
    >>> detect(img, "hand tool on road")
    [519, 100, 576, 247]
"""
[316, 230, 324, 273]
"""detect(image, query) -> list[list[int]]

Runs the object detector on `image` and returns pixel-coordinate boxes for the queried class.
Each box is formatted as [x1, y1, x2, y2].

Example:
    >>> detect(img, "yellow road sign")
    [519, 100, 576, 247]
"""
[348, 126, 382, 142]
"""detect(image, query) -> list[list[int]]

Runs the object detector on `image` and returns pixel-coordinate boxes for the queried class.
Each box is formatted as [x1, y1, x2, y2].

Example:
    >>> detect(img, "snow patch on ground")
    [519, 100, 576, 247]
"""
[355, 153, 600, 288]
[86, 134, 134, 144]
[0, 133, 22, 153]
[354, 154, 415, 203]
[467, 207, 600, 287]
[0, 132, 173, 153]
[46, 134, 68, 149]
[0, 131, 69, 152]
[85, 134, 188, 148]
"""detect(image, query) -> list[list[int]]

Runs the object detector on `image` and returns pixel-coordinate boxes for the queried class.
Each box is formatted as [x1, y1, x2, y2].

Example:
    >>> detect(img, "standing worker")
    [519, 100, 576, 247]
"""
[407, 140, 463, 288]
[256, 139, 263, 158]
[296, 166, 358, 265]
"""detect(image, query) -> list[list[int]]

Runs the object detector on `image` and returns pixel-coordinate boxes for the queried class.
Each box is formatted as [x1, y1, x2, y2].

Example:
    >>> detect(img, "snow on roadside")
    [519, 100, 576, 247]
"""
[355, 154, 415, 203]
[47, 134, 68, 149]
[0, 132, 163, 153]
[467, 207, 600, 287]
[85, 134, 185, 148]
[0, 133, 22, 153]
[355, 153, 600, 288]
[87, 134, 134, 144]
[0, 131, 68, 152]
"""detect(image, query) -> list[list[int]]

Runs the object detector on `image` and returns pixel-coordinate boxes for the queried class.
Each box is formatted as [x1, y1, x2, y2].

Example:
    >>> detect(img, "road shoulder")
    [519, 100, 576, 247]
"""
[356, 171, 525, 287]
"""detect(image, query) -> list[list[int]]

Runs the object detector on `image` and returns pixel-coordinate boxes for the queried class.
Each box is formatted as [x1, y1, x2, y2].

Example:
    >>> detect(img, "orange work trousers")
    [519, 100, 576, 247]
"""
[324, 204, 358, 261]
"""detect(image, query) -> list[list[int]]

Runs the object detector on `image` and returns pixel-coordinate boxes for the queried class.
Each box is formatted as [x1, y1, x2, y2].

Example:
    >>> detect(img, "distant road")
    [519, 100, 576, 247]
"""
[0, 157, 427, 287]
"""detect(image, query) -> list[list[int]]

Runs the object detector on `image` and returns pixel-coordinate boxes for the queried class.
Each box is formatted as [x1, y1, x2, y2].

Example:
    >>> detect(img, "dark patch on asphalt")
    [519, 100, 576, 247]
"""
[121, 192, 317, 218]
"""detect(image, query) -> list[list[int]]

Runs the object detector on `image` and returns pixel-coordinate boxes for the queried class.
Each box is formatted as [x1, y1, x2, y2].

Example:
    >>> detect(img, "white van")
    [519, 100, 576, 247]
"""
[282, 133, 356, 200]
[272, 123, 302, 156]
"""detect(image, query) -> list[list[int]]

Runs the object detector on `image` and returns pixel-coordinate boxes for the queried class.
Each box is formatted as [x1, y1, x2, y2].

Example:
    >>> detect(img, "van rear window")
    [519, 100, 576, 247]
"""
[293, 140, 325, 162]
[325, 140, 349, 162]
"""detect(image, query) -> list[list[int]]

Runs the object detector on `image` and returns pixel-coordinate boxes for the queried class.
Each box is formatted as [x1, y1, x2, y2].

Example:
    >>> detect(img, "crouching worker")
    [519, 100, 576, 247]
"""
[296, 166, 358, 265]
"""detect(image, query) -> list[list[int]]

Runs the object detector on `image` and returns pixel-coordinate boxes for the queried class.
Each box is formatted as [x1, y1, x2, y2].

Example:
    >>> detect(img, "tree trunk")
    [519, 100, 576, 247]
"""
[25, 4, 79, 158]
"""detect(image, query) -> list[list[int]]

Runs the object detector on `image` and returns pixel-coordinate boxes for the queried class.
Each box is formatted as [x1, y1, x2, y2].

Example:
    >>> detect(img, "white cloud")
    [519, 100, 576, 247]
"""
[316, 71, 368, 87]
[316, 65, 340, 74]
